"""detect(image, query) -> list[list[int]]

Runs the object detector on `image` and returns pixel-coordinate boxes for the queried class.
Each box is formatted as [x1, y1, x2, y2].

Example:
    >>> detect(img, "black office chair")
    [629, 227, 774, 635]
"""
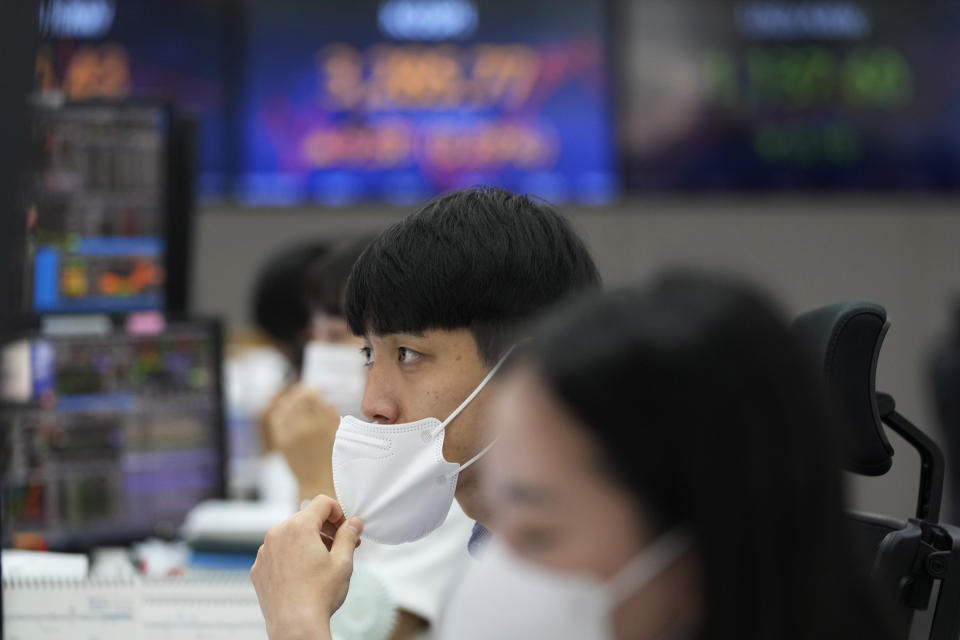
[792, 302, 960, 640]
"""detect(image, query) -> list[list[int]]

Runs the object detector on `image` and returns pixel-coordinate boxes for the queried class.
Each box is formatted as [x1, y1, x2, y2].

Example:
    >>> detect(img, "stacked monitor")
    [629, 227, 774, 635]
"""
[0, 316, 224, 550]
[3, 40, 216, 552]
[25, 102, 181, 314]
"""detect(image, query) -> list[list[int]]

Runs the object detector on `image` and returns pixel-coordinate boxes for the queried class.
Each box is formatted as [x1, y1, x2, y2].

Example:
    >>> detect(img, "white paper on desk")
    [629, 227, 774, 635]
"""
[1, 550, 89, 578]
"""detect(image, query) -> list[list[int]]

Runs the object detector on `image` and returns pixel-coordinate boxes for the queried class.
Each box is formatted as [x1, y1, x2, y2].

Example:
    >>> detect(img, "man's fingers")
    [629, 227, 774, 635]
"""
[331, 517, 363, 561]
[319, 521, 340, 551]
[299, 494, 345, 531]
[320, 521, 339, 539]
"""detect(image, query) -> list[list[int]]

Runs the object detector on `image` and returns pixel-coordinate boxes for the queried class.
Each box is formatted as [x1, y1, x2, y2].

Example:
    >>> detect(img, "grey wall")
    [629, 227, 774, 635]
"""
[193, 196, 960, 521]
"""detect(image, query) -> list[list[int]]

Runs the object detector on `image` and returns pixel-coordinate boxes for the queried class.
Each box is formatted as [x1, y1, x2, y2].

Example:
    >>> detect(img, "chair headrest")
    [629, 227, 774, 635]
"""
[792, 301, 894, 476]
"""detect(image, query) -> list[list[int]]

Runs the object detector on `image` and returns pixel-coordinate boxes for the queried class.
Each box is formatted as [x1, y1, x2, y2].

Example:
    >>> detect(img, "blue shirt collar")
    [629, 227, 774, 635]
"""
[467, 522, 490, 557]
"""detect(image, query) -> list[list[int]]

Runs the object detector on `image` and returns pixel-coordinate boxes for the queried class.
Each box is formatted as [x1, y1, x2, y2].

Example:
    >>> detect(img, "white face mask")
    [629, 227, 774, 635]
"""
[331, 348, 513, 545]
[301, 341, 366, 417]
[438, 531, 690, 640]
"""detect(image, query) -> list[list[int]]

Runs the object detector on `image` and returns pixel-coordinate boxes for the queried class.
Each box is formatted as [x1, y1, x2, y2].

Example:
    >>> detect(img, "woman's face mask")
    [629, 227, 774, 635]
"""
[438, 531, 691, 640]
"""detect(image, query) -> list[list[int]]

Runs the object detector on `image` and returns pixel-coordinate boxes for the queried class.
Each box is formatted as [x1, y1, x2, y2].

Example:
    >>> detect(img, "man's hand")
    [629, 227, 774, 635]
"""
[250, 495, 363, 640]
[260, 384, 340, 501]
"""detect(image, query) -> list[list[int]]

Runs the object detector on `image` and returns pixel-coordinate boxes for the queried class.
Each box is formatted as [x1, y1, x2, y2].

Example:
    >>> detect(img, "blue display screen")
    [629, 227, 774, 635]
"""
[32, 238, 165, 313]
[239, 0, 618, 205]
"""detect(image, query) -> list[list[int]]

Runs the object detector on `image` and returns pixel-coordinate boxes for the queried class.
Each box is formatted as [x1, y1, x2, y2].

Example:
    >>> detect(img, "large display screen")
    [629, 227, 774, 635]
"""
[239, 0, 617, 205]
[618, 0, 960, 190]
[39, 0, 960, 199]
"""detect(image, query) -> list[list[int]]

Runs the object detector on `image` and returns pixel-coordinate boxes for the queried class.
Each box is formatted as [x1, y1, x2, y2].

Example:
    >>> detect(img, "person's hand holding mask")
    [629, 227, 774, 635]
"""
[251, 495, 363, 640]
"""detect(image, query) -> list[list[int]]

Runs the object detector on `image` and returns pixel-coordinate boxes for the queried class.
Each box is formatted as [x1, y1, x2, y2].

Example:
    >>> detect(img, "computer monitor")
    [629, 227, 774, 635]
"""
[23, 100, 194, 315]
[0, 314, 225, 550]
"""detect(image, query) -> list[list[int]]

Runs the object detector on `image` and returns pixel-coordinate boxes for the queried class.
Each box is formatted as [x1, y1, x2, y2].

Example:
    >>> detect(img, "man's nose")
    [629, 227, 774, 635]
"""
[361, 362, 400, 423]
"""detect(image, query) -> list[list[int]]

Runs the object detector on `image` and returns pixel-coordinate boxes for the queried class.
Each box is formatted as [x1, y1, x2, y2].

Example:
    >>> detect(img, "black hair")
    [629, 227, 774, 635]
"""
[345, 186, 601, 363]
[531, 271, 901, 640]
[304, 236, 376, 318]
[250, 242, 330, 364]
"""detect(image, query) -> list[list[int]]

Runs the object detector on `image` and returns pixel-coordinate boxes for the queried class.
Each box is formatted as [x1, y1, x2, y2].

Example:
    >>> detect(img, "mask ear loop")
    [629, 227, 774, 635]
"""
[605, 531, 691, 606]
[457, 438, 498, 472]
[430, 344, 518, 446]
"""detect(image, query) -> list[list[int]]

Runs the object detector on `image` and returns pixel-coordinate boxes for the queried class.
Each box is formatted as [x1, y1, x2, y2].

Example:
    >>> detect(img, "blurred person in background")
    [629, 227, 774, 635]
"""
[224, 241, 333, 500]
[250, 186, 602, 639]
[439, 272, 902, 640]
[251, 241, 333, 372]
[257, 237, 373, 503]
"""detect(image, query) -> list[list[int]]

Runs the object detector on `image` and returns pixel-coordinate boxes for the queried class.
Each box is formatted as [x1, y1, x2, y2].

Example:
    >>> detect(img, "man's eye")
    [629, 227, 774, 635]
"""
[360, 347, 373, 366]
[397, 347, 421, 363]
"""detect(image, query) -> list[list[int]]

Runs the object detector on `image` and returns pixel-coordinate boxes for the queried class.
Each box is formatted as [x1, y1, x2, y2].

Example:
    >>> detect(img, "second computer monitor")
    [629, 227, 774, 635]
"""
[0, 315, 224, 550]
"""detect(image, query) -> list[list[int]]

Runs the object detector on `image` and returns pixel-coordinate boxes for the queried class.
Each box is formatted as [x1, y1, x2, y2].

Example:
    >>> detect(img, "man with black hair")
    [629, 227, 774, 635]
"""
[259, 234, 479, 640]
[251, 187, 600, 640]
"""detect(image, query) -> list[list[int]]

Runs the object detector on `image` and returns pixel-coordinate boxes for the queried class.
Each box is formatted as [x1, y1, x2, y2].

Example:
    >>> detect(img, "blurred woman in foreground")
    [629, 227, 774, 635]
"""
[441, 271, 900, 640]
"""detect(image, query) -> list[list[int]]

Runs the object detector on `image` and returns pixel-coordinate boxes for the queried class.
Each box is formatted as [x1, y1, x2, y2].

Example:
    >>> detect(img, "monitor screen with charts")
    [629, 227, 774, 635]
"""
[0, 315, 225, 550]
[24, 101, 193, 314]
